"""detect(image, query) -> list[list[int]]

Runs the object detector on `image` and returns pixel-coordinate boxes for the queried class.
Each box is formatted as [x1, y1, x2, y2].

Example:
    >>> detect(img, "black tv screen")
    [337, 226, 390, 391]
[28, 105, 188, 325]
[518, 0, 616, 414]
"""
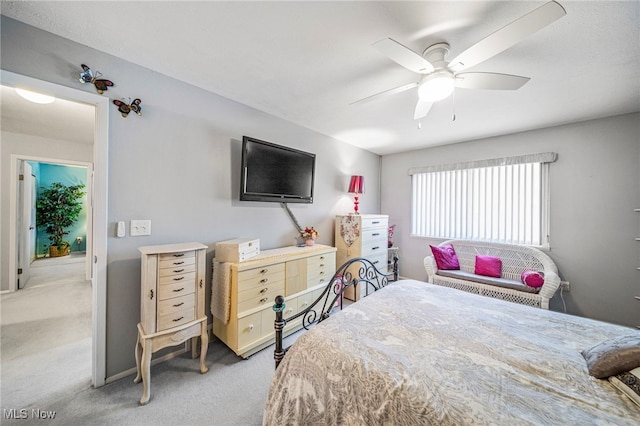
[240, 136, 315, 203]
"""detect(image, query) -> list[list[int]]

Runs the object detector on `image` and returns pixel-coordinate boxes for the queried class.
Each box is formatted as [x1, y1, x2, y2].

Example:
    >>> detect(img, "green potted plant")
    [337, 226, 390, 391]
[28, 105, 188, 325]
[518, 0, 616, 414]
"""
[36, 182, 86, 257]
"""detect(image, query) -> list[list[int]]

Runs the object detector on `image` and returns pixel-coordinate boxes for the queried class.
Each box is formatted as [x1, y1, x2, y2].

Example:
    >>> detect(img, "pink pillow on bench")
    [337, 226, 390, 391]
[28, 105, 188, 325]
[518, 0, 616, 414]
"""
[429, 244, 460, 270]
[475, 255, 502, 278]
[521, 270, 545, 288]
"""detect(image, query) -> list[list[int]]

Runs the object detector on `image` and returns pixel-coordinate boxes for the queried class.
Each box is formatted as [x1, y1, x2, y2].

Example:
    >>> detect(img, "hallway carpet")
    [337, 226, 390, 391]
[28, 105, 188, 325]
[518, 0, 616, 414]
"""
[1, 254, 92, 412]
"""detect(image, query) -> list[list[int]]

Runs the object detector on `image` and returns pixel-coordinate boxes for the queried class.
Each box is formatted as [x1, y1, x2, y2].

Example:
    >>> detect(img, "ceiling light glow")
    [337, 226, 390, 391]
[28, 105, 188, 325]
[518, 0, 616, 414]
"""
[418, 71, 454, 102]
[15, 88, 55, 104]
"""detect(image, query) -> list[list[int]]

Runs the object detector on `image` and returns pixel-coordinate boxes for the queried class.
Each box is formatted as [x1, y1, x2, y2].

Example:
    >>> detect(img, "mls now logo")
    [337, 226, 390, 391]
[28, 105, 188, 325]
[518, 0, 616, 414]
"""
[3, 408, 56, 419]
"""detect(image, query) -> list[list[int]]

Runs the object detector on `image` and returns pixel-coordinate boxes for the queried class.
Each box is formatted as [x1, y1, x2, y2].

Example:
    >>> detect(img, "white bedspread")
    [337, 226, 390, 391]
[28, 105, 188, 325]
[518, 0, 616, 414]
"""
[263, 280, 639, 425]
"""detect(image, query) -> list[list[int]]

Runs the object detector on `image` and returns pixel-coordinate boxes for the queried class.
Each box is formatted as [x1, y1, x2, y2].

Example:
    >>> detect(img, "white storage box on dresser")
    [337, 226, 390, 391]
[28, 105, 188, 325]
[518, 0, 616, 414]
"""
[212, 244, 336, 358]
[134, 242, 208, 405]
[215, 238, 260, 262]
[335, 214, 389, 301]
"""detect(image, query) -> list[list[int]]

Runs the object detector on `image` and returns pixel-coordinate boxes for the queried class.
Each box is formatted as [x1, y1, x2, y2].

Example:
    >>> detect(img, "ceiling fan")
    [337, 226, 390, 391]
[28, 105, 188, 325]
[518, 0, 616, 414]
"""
[353, 1, 566, 120]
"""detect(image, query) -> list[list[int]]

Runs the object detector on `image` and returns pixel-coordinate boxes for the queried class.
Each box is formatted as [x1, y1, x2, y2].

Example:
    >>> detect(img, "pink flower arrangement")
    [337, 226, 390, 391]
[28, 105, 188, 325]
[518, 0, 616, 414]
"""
[301, 227, 319, 240]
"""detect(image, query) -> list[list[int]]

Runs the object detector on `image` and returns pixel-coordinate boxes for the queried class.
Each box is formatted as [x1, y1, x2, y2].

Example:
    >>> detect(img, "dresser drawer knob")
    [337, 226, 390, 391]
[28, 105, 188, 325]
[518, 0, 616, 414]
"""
[320, 271, 324, 275]
[372, 246, 380, 250]
[173, 316, 184, 322]
[173, 261, 184, 265]
[286, 308, 294, 315]
[173, 253, 185, 257]
[149, 289, 154, 300]
[173, 302, 184, 307]
[173, 287, 184, 292]
[173, 268, 185, 273]
[260, 278, 269, 284]
[248, 324, 255, 331]
[260, 268, 269, 274]
[260, 288, 268, 294]
[372, 233, 380, 236]
[372, 221, 380, 224]
[320, 263, 325, 267]
[260, 297, 268, 304]
[373, 260, 380, 265]
[173, 276, 184, 281]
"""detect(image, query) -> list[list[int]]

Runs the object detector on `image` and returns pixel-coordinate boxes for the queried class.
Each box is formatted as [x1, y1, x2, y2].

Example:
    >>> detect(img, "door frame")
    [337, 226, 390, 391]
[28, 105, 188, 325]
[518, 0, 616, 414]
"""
[2, 70, 109, 388]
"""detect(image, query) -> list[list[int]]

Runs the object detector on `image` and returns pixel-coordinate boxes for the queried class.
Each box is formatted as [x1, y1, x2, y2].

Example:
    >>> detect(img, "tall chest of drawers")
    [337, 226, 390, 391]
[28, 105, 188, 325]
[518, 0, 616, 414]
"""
[335, 214, 389, 301]
[134, 242, 209, 405]
[213, 244, 336, 358]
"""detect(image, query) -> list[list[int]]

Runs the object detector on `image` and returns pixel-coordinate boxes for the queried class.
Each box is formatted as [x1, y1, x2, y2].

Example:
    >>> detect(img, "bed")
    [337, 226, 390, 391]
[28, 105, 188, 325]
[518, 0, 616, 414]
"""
[264, 275, 640, 425]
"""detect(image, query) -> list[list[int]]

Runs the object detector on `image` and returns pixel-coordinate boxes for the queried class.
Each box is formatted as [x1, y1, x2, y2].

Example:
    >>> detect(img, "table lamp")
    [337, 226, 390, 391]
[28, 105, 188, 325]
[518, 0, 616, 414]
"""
[348, 175, 365, 214]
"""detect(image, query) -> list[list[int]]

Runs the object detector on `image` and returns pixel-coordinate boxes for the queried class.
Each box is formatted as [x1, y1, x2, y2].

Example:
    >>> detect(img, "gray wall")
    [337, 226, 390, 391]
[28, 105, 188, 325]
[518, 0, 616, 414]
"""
[381, 113, 640, 327]
[1, 17, 381, 377]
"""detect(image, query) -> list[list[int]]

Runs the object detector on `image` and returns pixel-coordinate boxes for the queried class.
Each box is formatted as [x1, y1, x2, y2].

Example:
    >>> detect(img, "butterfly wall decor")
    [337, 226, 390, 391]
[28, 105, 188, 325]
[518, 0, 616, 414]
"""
[113, 98, 142, 118]
[79, 64, 114, 94]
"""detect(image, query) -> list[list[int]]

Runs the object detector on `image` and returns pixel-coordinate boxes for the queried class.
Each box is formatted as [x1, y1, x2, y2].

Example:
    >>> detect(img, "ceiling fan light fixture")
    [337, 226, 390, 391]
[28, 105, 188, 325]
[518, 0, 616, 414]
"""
[15, 88, 55, 104]
[418, 71, 455, 102]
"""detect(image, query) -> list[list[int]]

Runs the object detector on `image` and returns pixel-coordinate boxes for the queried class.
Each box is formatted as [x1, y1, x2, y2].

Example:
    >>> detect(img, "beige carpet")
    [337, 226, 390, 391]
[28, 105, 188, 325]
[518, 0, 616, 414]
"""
[1, 254, 92, 411]
[1, 253, 301, 425]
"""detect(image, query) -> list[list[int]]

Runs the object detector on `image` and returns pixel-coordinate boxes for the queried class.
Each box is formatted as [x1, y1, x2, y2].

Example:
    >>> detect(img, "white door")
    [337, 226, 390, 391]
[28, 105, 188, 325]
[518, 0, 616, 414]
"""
[17, 160, 35, 289]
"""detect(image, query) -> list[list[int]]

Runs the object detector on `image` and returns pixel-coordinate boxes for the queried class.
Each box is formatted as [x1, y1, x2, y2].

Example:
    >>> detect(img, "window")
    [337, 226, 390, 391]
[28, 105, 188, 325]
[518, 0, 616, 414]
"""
[409, 153, 556, 247]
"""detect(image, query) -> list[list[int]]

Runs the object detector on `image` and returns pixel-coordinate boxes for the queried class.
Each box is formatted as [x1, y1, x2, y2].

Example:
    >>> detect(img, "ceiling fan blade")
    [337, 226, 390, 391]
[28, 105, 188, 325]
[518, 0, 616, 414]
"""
[449, 1, 566, 72]
[455, 72, 530, 90]
[350, 82, 419, 105]
[414, 99, 433, 120]
[373, 38, 435, 74]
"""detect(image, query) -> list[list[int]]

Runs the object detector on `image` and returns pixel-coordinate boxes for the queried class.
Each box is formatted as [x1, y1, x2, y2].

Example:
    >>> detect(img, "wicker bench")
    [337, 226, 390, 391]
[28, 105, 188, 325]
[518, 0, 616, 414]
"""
[424, 240, 561, 309]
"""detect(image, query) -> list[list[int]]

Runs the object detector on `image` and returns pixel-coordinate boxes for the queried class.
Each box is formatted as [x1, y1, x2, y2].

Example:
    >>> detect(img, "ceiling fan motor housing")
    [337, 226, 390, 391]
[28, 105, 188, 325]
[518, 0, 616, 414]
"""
[423, 42, 451, 69]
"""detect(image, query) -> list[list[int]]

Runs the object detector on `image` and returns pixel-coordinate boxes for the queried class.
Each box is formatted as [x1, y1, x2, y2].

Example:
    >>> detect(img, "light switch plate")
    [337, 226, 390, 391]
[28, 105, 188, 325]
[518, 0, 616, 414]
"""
[130, 220, 151, 236]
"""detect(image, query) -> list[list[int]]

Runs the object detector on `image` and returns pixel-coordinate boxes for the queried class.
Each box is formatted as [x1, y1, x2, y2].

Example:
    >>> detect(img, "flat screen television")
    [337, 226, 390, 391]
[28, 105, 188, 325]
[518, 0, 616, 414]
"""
[240, 136, 316, 203]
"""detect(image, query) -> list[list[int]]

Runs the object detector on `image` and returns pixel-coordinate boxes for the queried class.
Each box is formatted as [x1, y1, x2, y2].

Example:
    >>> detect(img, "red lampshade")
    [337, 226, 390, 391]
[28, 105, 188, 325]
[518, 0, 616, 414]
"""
[348, 175, 365, 194]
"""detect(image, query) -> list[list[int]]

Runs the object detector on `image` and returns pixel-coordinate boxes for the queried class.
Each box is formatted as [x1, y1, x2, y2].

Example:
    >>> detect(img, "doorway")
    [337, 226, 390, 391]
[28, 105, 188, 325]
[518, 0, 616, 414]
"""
[1, 70, 109, 387]
[17, 160, 91, 289]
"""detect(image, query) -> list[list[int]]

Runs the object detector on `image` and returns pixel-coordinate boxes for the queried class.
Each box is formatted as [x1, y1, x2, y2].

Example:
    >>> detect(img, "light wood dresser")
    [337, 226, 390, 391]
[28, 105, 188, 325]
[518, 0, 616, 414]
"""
[134, 242, 208, 405]
[213, 244, 336, 358]
[335, 214, 389, 301]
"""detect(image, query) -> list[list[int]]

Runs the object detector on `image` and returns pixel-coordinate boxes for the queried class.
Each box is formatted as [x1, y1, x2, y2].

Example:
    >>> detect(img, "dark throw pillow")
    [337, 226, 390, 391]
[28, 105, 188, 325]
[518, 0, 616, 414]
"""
[581, 334, 640, 379]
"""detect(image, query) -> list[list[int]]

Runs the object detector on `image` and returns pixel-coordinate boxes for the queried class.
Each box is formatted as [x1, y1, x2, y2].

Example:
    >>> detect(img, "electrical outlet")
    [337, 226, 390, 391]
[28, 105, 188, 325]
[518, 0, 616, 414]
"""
[560, 281, 570, 292]
[130, 220, 151, 236]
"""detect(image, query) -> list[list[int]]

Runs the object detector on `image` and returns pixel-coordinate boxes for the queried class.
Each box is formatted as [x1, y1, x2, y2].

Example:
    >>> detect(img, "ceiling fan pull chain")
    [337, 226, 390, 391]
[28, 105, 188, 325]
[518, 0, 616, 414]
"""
[452, 88, 456, 122]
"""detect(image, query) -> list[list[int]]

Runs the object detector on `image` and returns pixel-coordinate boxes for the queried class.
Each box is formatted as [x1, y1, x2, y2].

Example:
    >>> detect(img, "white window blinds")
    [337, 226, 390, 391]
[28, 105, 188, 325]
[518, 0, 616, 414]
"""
[409, 153, 556, 247]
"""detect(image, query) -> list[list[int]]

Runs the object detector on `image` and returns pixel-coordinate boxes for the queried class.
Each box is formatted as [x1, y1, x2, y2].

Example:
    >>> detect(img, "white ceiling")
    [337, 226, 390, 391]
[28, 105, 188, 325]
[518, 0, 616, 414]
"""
[0, 85, 95, 145]
[1, 1, 638, 155]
